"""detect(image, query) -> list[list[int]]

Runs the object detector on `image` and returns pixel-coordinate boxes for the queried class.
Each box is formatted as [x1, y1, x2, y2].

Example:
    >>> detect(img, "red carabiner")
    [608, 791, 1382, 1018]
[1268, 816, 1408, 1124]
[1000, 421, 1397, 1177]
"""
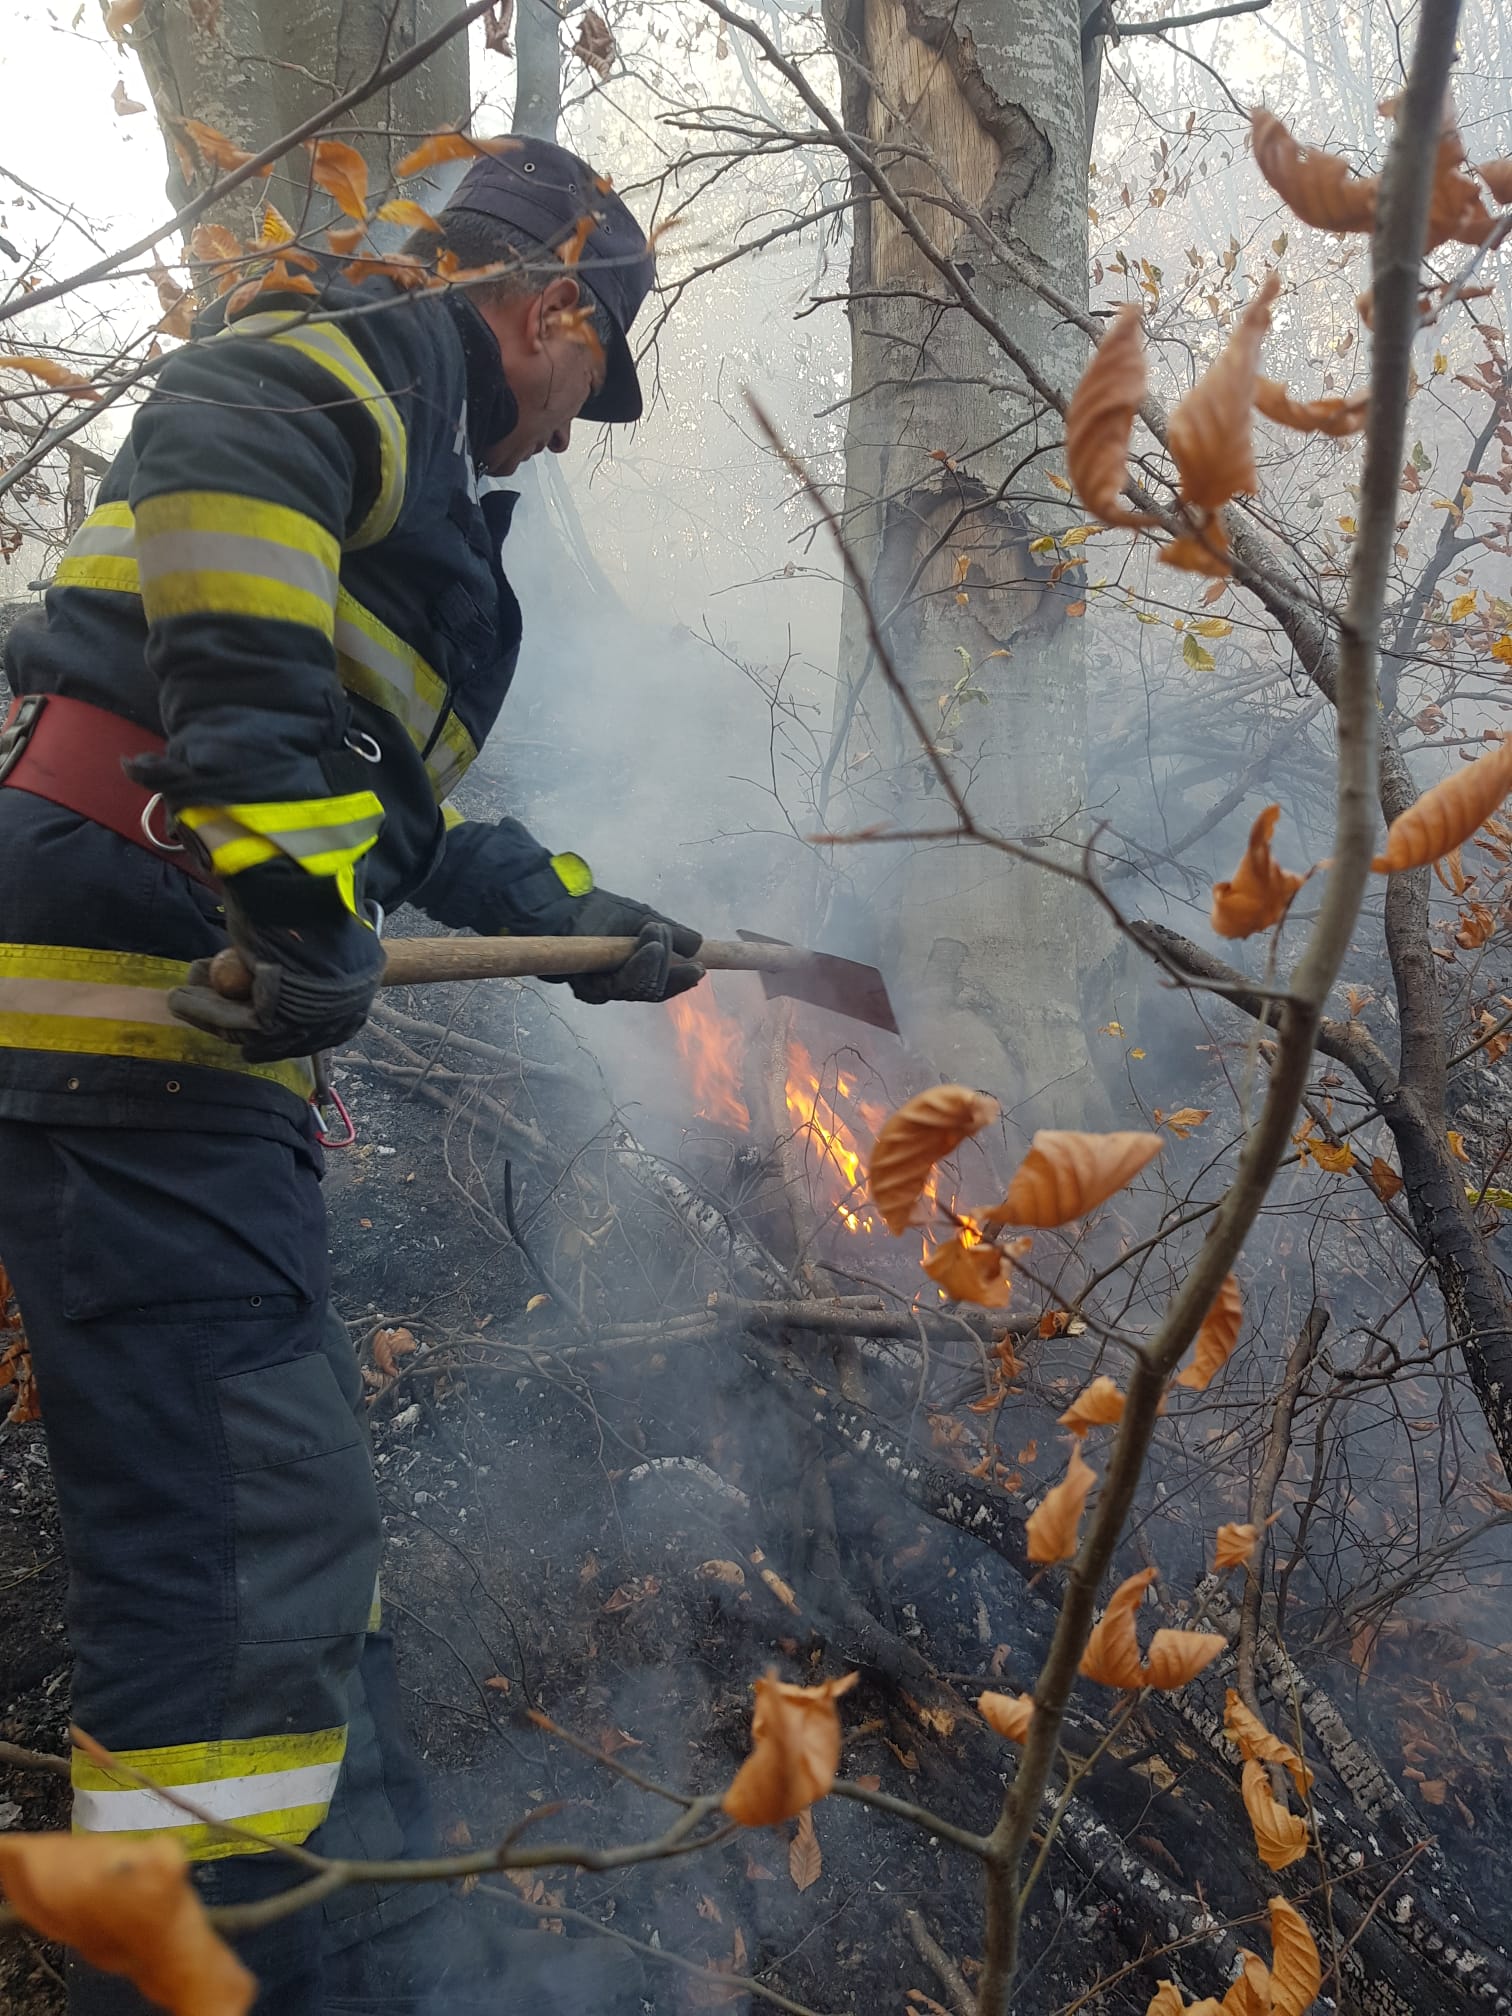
[311, 1082, 356, 1148]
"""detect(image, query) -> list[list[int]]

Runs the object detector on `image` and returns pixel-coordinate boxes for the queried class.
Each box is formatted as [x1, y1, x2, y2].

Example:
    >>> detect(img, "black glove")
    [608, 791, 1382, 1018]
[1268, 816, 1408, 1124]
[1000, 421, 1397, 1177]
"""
[560, 888, 704, 1005]
[168, 904, 386, 1063]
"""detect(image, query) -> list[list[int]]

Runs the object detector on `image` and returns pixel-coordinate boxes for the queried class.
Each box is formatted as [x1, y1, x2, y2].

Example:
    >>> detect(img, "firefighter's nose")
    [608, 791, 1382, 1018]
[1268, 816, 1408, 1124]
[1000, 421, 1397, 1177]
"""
[548, 421, 572, 455]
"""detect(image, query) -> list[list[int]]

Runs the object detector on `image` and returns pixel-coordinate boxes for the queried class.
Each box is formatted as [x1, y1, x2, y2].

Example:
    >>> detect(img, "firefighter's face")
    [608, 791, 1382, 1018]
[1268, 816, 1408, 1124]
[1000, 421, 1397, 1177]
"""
[481, 278, 608, 476]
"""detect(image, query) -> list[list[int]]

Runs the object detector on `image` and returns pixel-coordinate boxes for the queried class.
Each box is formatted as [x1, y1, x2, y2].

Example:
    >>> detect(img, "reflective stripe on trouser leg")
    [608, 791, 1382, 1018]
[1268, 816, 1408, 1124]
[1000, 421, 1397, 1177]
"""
[0, 1122, 378, 1872]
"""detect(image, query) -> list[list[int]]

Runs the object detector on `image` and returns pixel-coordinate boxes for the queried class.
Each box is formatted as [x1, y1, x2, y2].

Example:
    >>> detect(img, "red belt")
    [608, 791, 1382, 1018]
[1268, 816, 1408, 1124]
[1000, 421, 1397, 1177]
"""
[0, 692, 217, 891]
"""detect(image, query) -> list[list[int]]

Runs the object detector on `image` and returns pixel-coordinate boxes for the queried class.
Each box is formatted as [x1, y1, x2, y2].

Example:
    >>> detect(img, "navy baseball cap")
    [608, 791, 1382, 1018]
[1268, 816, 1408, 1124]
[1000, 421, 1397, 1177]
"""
[443, 139, 654, 423]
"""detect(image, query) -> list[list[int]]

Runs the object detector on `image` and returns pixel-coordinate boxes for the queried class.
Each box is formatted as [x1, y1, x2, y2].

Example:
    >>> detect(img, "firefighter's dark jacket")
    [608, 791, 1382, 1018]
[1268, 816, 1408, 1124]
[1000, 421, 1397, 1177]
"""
[0, 269, 571, 1138]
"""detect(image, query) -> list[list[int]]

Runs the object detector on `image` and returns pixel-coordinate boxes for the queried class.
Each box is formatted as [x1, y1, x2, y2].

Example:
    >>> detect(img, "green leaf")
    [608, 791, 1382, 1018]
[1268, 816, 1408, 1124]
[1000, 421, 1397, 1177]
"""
[1182, 634, 1216, 671]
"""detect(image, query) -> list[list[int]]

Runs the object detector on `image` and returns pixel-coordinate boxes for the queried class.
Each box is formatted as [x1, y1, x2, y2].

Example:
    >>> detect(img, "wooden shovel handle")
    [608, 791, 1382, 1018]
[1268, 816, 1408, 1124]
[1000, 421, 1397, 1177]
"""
[208, 935, 810, 998]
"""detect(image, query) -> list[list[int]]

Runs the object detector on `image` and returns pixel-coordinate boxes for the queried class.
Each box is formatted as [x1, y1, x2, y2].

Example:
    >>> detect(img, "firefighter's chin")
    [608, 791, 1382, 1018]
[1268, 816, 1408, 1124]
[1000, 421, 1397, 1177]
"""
[484, 439, 545, 478]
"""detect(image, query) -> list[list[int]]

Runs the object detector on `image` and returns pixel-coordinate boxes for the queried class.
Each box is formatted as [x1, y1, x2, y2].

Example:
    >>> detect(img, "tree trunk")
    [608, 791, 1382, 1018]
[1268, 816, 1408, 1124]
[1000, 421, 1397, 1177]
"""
[132, 0, 283, 236]
[512, 0, 563, 139]
[823, 0, 1112, 1123]
[133, 0, 469, 238]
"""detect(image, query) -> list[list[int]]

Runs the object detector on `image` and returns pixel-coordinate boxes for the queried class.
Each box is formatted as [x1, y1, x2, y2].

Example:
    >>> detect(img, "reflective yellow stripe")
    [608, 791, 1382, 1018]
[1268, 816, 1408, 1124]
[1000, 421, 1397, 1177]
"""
[368, 1574, 383, 1632]
[49, 508, 478, 808]
[177, 791, 385, 918]
[52, 500, 140, 594]
[0, 943, 314, 1100]
[72, 1727, 346, 1862]
[226, 312, 407, 548]
[136, 490, 339, 639]
[442, 803, 466, 832]
[551, 852, 594, 897]
[335, 589, 476, 800]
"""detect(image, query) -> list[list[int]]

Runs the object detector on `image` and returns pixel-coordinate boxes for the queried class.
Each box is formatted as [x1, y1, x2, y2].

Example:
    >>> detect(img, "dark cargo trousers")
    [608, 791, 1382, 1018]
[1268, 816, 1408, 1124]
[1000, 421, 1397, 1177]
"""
[0, 1119, 435, 2013]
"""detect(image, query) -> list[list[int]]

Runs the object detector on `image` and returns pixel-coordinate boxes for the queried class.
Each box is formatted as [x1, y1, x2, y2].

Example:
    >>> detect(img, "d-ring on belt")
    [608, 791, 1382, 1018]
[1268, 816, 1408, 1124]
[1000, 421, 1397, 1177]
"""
[0, 691, 217, 889]
[0, 691, 357, 1146]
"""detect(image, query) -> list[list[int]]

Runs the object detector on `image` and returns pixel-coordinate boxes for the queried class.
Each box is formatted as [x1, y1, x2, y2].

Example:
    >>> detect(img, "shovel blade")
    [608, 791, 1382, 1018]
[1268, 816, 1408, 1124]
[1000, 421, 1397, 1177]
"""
[736, 929, 899, 1036]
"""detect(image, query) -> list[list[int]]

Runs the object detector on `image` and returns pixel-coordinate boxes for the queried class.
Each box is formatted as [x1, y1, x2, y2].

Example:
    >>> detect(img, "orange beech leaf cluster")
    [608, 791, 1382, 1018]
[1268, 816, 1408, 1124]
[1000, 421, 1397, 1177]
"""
[1251, 108, 1377, 232]
[1224, 1690, 1312, 1797]
[394, 130, 521, 179]
[1213, 1522, 1259, 1570]
[985, 1130, 1162, 1229]
[1079, 1567, 1224, 1690]
[867, 1085, 1000, 1233]
[921, 1232, 1014, 1309]
[1167, 270, 1280, 516]
[1211, 805, 1305, 937]
[1066, 306, 1158, 529]
[0, 355, 99, 401]
[1058, 1375, 1126, 1436]
[1253, 377, 1368, 437]
[1026, 1442, 1097, 1563]
[0, 1834, 254, 2014]
[723, 1671, 858, 1828]
[307, 138, 369, 221]
[1175, 1274, 1243, 1391]
[977, 1691, 1035, 1743]
[1241, 1759, 1309, 1869]
[1144, 1897, 1320, 2016]
[1374, 736, 1512, 871]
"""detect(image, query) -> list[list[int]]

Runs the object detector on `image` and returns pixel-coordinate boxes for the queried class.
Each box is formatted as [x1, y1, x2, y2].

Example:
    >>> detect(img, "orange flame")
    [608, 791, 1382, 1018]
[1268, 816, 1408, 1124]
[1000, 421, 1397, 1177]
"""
[783, 1039, 886, 1236]
[667, 987, 750, 1130]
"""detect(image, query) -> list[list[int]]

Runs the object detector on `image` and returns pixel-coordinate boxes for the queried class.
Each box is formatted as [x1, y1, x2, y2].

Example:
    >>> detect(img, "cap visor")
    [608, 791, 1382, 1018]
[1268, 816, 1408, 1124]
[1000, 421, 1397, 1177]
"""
[580, 318, 642, 423]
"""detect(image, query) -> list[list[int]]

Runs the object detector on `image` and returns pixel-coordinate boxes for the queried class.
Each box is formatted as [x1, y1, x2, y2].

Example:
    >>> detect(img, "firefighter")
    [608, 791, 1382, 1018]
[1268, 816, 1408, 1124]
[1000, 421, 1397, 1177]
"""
[0, 140, 698, 2011]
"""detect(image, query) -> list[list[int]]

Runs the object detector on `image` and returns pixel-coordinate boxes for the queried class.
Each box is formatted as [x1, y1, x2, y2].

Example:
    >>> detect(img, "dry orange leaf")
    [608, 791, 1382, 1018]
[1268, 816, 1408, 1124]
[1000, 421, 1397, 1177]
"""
[376, 199, 442, 233]
[1479, 158, 1512, 205]
[868, 1085, 1000, 1235]
[555, 214, 596, 268]
[0, 1834, 253, 2014]
[1080, 1566, 1158, 1689]
[1373, 736, 1512, 872]
[1144, 1987, 1187, 2016]
[395, 130, 520, 179]
[1143, 1627, 1226, 1690]
[1213, 1522, 1259, 1571]
[1241, 1758, 1308, 1869]
[1447, 1129, 1472, 1165]
[340, 253, 430, 290]
[1168, 269, 1280, 512]
[1161, 1107, 1210, 1138]
[1159, 523, 1232, 578]
[1370, 1155, 1403, 1202]
[1175, 1273, 1243, 1391]
[1026, 1442, 1097, 1563]
[105, 0, 144, 39]
[373, 1326, 418, 1378]
[1251, 108, 1377, 233]
[984, 1130, 1162, 1229]
[788, 1809, 822, 1891]
[307, 139, 369, 221]
[179, 118, 272, 178]
[1223, 1956, 1274, 2016]
[978, 1691, 1035, 1743]
[922, 1233, 1012, 1309]
[1058, 1376, 1125, 1436]
[1253, 377, 1368, 438]
[723, 1671, 858, 1828]
[1065, 306, 1157, 530]
[1424, 126, 1497, 250]
[1267, 1896, 1322, 2016]
[1211, 805, 1305, 938]
[0, 355, 99, 402]
[1224, 1691, 1312, 1798]
[1309, 1139, 1354, 1175]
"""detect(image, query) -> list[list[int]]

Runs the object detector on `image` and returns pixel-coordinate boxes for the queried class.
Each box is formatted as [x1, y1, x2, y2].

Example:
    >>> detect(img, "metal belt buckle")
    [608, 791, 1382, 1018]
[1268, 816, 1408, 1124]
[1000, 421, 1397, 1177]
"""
[0, 694, 45, 785]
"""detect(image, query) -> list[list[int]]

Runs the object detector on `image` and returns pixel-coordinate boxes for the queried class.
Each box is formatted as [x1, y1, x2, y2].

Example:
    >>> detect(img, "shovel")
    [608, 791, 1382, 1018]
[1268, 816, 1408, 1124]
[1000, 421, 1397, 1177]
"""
[209, 929, 899, 1035]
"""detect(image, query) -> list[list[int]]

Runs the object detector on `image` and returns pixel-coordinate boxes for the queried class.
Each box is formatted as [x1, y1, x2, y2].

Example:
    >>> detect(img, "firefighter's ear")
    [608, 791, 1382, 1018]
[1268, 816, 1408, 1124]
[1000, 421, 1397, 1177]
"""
[533, 275, 582, 341]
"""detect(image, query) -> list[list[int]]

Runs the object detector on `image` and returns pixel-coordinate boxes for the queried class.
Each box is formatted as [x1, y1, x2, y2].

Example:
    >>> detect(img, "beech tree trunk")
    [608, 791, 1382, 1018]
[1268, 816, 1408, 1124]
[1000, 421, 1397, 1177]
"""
[823, 0, 1114, 1122]
[131, 0, 468, 234]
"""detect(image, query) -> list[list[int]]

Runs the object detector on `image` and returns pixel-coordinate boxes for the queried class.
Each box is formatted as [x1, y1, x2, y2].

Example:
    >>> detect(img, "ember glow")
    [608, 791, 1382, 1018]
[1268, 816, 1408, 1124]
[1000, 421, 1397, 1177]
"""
[666, 986, 750, 1130]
